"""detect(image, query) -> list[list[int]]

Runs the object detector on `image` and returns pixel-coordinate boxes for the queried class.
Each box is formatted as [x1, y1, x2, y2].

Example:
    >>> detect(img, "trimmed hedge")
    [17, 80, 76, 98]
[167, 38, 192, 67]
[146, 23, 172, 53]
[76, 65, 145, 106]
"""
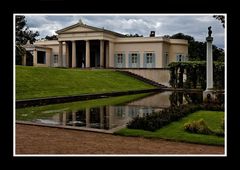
[127, 103, 224, 132]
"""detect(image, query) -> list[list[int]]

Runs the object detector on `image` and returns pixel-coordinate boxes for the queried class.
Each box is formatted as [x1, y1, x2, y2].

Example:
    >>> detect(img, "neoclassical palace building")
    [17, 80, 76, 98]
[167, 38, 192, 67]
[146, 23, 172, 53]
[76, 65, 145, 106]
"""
[22, 20, 188, 69]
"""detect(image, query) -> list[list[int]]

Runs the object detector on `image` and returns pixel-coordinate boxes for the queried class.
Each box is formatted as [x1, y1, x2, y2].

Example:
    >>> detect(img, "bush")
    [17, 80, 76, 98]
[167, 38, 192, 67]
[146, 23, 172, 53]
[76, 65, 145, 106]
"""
[127, 104, 201, 131]
[184, 119, 213, 135]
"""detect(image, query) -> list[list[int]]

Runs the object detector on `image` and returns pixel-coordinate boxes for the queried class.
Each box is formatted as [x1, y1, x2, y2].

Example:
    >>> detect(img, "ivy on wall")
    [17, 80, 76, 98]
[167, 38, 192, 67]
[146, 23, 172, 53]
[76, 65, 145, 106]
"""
[168, 61, 224, 89]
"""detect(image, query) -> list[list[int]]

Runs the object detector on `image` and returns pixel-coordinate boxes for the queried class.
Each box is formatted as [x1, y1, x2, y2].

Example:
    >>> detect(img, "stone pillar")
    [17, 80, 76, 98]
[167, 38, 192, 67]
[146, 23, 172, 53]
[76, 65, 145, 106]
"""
[86, 40, 90, 68]
[22, 53, 26, 66]
[72, 111, 76, 126]
[100, 107, 104, 129]
[72, 41, 76, 68]
[109, 41, 114, 68]
[33, 49, 37, 66]
[86, 108, 90, 128]
[100, 40, 104, 67]
[206, 36, 213, 90]
[65, 42, 69, 68]
[203, 30, 216, 102]
[106, 42, 109, 68]
[58, 41, 63, 67]
[62, 112, 67, 126]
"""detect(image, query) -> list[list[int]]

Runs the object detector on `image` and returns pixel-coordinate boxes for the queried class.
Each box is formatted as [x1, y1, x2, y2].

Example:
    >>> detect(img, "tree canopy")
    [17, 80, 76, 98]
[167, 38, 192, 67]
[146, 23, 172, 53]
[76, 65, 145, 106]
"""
[170, 33, 224, 62]
[16, 15, 39, 45]
[45, 35, 58, 40]
[213, 15, 225, 28]
[15, 15, 39, 65]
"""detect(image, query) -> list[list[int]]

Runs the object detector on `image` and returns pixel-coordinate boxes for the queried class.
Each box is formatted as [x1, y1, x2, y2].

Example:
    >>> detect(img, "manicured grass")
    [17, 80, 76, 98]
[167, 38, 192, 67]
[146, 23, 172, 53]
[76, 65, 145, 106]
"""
[16, 93, 151, 121]
[16, 66, 155, 100]
[115, 110, 224, 146]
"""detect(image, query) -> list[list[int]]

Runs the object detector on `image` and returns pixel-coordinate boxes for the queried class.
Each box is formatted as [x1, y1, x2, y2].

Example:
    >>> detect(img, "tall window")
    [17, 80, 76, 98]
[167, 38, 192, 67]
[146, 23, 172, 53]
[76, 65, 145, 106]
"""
[54, 54, 58, 64]
[117, 53, 123, 63]
[37, 51, 46, 64]
[176, 54, 184, 62]
[131, 53, 138, 63]
[146, 53, 153, 63]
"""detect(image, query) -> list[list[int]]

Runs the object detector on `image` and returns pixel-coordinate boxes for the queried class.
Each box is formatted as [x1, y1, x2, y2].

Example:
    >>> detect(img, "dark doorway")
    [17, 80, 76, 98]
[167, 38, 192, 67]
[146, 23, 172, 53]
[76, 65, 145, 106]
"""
[26, 51, 33, 66]
[76, 41, 86, 68]
[90, 40, 100, 67]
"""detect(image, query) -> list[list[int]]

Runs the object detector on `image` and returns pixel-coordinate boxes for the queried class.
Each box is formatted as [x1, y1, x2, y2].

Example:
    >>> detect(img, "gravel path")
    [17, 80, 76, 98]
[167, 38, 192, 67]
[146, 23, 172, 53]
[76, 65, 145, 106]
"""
[15, 124, 224, 155]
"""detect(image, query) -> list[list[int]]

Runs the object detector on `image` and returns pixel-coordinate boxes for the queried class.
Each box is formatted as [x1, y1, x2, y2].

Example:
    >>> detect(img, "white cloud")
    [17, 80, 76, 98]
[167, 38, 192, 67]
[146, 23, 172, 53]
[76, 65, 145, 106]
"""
[23, 14, 225, 48]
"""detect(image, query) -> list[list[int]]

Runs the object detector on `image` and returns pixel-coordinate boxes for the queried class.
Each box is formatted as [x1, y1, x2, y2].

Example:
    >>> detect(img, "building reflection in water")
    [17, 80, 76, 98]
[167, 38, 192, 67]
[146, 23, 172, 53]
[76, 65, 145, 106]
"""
[35, 91, 204, 130]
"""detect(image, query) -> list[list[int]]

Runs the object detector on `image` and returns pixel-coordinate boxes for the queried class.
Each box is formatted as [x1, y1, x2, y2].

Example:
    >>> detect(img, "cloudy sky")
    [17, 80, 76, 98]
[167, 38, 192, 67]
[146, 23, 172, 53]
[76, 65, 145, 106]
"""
[23, 14, 225, 49]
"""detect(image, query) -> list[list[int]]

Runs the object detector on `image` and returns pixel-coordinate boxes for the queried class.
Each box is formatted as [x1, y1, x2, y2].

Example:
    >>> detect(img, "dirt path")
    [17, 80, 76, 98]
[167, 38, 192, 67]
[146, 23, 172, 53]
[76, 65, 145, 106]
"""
[15, 124, 224, 155]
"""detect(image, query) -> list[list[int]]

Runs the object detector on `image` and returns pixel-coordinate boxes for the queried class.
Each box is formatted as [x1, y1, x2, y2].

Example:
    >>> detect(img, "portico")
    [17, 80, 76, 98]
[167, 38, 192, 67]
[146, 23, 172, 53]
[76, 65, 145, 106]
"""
[57, 40, 107, 68]
[55, 20, 123, 68]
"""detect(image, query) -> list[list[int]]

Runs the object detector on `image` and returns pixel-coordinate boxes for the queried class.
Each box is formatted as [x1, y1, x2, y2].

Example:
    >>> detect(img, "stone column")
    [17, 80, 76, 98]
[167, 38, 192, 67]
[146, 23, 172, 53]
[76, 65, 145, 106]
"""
[206, 36, 213, 90]
[65, 42, 69, 68]
[72, 111, 76, 126]
[33, 49, 37, 66]
[72, 41, 76, 68]
[100, 107, 104, 129]
[62, 112, 67, 126]
[86, 108, 90, 128]
[86, 40, 90, 68]
[100, 40, 104, 67]
[22, 53, 26, 66]
[203, 29, 216, 102]
[106, 42, 109, 68]
[109, 41, 114, 68]
[58, 41, 63, 67]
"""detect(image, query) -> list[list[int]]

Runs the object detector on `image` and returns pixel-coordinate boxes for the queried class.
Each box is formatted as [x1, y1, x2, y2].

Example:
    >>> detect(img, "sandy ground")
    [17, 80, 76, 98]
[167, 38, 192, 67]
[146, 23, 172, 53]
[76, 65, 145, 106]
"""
[15, 124, 224, 155]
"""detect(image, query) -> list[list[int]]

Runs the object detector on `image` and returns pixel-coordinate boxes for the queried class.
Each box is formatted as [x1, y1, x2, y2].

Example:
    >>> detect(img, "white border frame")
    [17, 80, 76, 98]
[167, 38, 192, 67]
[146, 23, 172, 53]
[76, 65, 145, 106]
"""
[13, 13, 227, 157]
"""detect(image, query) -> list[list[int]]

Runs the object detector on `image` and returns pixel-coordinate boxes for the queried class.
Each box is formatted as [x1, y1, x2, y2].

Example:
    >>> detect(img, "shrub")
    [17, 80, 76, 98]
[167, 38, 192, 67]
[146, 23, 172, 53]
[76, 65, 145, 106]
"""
[184, 119, 213, 135]
[127, 104, 201, 131]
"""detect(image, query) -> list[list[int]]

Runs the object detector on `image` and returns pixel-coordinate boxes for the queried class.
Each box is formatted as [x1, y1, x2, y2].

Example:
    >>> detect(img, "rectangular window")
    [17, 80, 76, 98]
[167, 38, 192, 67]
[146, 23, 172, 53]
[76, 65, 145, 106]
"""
[176, 54, 184, 62]
[117, 53, 123, 63]
[146, 53, 153, 63]
[131, 53, 138, 63]
[54, 55, 58, 64]
[37, 51, 46, 64]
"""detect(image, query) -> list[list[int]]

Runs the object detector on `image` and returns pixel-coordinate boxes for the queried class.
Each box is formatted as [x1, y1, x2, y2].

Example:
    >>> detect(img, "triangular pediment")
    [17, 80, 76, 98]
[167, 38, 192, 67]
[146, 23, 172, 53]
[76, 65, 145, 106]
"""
[64, 26, 96, 33]
[56, 22, 125, 37]
[56, 23, 102, 34]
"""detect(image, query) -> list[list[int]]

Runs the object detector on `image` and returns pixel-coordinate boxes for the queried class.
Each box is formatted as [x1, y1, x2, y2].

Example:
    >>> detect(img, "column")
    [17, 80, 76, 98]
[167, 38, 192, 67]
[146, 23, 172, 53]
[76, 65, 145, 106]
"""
[85, 40, 90, 68]
[22, 53, 26, 66]
[86, 108, 90, 128]
[105, 42, 109, 68]
[72, 111, 76, 126]
[206, 37, 213, 90]
[100, 107, 104, 129]
[72, 41, 76, 68]
[33, 49, 37, 66]
[58, 41, 63, 67]
[100, 40, 104, 67]
[109, 41, 114, 68]
[62, 112, 67, 126]
[65, 42, 69, 68]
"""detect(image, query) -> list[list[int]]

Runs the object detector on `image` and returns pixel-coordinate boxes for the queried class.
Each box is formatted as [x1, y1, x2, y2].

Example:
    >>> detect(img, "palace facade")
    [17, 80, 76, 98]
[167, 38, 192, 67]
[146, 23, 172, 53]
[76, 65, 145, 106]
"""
[22, 20, 188, 69]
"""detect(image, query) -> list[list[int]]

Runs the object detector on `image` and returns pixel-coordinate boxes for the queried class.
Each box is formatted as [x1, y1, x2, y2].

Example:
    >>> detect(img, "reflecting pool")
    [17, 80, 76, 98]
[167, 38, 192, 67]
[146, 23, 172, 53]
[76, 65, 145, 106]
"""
[16, 91, 206, 132]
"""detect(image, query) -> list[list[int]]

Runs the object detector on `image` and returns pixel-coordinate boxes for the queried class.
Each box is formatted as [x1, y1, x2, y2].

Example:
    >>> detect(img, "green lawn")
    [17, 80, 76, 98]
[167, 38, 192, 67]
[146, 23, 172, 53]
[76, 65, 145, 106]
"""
[115, 110, 224, 146]
[16, 93, 151, 121]
[16, 66, 155, 100]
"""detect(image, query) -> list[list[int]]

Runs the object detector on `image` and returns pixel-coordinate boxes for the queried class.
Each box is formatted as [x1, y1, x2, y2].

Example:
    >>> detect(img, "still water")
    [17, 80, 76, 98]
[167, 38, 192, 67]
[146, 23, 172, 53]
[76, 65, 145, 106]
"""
[17, 91, 203, 131]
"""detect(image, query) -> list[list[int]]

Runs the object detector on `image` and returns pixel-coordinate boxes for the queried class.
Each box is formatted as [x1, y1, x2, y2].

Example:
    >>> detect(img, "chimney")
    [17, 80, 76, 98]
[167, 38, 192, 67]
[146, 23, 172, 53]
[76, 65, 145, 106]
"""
[150, 31, 155, 37]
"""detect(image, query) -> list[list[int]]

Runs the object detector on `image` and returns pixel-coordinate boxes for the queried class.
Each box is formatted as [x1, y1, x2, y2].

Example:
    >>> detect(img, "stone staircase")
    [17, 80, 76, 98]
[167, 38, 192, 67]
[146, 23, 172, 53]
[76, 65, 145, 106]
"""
[117, 70, 168, 88]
